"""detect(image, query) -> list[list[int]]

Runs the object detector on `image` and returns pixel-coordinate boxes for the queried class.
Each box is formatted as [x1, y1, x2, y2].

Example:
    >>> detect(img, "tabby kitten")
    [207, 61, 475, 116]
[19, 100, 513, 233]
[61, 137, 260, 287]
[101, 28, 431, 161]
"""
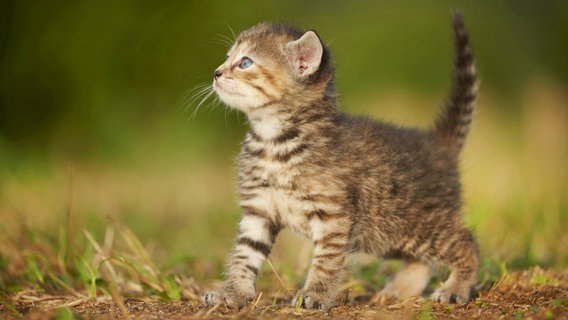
[202, 11, 479, 311]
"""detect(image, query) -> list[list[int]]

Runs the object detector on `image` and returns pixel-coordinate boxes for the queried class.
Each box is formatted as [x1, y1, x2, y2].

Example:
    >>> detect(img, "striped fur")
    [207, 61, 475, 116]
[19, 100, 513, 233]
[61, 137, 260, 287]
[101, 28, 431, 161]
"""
[203, 12, 479, 311]
[435, 11, 478, 154]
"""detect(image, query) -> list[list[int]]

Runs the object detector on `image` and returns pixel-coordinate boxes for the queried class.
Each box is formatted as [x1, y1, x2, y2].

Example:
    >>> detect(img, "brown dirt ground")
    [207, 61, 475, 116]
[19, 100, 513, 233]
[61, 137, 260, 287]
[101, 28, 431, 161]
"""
[2, 267, 567, 320]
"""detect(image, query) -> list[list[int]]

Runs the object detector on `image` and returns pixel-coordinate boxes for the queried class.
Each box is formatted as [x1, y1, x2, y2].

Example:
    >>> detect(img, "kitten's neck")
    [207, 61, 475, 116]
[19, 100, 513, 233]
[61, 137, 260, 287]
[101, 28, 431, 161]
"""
[248, 97, 338, 141]
[249, 115, 286, 141]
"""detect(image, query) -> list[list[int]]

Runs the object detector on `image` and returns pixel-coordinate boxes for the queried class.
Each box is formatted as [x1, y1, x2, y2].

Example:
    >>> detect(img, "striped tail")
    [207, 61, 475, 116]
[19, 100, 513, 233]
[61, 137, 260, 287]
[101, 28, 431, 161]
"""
[435, 10, 477, 154]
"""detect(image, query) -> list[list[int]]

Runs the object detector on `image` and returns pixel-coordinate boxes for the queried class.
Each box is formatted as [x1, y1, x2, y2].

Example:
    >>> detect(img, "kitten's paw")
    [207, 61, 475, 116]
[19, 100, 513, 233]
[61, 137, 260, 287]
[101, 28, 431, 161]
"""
[431, 285, 471, 304]
[202, 286, 255, 309]
[291, 289, 337, 311]
[374, 286, 405, 303]
[378, 261, 431, 301]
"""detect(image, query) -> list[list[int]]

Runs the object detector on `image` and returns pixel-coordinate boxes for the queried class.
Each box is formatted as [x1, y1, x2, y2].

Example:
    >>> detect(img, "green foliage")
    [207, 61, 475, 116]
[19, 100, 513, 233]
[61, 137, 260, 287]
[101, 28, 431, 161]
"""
[25, 255, 45, 285]
[294, 295, 303, 310]
[56, 307, 76, 320]
[531, 273, 555, 286]
[550, 299, 568, 307]
[273, 288, 282, 306]
[78, 256, 100, 300]
[417, 300, 435, 320]
[0, 294, 21, 317]
[351, 260, 402, 291]
[1, 0, 567, 161]
[475, 299, 486, 308]
[545, 309, 556, 320]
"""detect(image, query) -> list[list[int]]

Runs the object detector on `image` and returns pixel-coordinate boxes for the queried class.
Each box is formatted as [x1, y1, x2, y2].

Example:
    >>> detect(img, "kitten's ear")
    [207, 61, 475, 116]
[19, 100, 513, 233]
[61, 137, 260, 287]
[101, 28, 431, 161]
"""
[286, 31, 323, 78]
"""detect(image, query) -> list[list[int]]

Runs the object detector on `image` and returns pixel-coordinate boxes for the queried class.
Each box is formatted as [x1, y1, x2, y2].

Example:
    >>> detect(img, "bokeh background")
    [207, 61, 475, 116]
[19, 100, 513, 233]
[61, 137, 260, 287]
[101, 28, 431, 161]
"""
[1, 0, 567, 288]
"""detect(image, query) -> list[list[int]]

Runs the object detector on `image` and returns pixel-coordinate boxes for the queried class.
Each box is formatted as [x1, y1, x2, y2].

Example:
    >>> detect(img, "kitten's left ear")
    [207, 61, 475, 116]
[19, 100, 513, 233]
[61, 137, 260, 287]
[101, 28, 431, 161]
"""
[286, 31, 323, 78]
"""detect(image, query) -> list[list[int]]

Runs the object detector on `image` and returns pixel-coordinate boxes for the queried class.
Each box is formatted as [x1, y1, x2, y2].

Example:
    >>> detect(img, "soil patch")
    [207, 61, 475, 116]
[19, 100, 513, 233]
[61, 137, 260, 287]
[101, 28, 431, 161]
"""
[2, 267, 567, 319]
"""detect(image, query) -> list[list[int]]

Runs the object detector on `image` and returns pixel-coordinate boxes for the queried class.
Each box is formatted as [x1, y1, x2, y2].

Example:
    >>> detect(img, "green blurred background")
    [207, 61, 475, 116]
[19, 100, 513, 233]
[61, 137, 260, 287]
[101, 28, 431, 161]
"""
[1, 0, 567, 282]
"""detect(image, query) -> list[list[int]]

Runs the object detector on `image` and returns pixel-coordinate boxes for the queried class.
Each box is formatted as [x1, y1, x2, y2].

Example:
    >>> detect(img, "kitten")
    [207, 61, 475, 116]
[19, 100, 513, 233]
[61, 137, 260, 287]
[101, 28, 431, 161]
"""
[202, 11, 479, 311]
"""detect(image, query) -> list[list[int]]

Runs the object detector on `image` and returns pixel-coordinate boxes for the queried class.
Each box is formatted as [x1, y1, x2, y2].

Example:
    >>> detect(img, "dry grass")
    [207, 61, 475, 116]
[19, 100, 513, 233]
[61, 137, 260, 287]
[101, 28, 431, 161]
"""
[2, 267, 567, 319]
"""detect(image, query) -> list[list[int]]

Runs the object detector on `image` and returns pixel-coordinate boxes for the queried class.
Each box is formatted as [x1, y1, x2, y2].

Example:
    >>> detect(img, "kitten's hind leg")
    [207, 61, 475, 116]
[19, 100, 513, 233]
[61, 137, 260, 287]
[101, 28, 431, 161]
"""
[379, 261, 431, 300]
[431, 228, 479, 304]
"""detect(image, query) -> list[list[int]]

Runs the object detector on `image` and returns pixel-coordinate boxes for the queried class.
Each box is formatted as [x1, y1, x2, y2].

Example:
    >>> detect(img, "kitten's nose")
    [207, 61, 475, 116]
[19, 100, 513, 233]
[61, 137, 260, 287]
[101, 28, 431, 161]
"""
[213, 69, 223, 80]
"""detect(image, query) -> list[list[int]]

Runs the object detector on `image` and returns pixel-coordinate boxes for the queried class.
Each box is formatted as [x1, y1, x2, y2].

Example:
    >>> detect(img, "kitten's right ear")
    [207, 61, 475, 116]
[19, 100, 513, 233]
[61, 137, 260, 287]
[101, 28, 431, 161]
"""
[285, 31, 323, 79]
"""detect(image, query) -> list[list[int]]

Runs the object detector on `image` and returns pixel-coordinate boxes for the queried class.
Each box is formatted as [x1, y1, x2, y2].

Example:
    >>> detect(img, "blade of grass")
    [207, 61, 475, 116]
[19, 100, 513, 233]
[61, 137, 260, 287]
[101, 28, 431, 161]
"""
[83, 229, 118, 280]
[47, 272, 83, 298]
[266, 258, 292, 296]
[252, 291, 262, 308]
[0, 294, 23, 318]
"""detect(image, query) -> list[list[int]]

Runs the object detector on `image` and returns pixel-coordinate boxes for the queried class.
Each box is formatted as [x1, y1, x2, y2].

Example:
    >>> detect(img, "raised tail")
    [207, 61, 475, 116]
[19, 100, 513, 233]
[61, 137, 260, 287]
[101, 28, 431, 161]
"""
[435, 10, 477, 154]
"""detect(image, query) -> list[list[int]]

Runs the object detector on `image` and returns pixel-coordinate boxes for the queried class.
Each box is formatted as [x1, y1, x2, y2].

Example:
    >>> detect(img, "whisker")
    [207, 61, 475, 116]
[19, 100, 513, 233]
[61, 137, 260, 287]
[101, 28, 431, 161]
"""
[211, 96, 223, 110]
[179, 82, 219, 121]
[223, 21, 237, 41]
[182, 83, 210, 102]
[186, 84, 212, 100]
[183, 89, 210, 113]
[190, 88, 216, 120]
[224, 102, 229, 126]
[213, 34, 234, 48]
[188, 86, 212, 104]
[237, 107, 246, 125]
[206, 96, 223, 112]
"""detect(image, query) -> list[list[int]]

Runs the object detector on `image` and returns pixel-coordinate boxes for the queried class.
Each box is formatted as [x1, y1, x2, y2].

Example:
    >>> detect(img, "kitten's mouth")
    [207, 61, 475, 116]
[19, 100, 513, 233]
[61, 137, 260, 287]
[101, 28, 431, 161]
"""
[214, 80, 243, 97]
[212, 80, 227, 95]
[213, 79, 227, 92]
[213, 81, 246, 111]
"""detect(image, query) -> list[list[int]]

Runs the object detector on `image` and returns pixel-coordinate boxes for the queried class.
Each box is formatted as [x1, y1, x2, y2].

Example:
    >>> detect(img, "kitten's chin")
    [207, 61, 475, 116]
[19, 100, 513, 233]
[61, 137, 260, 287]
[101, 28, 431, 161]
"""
[214, 90, 243, 111]
[214, 83, 244, 111]
[214, 80, 273, 113]
[215, 89, 268, 114]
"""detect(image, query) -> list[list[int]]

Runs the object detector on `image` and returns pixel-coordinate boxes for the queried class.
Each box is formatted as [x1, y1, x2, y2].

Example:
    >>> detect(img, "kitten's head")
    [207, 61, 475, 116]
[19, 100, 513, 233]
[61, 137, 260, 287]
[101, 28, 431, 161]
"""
[213, 23, 334, 114]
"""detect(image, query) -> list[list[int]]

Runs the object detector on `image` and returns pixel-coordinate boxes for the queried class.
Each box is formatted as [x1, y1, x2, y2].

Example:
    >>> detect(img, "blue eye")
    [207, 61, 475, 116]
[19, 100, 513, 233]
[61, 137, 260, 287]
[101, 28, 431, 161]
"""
[238, 57, 253, 69]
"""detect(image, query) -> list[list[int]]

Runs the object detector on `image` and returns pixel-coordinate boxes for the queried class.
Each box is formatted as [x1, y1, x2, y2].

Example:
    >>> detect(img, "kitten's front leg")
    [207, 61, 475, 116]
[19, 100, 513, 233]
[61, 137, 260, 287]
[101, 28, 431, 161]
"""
[202, 208, 280, 308]
[293, 216, 350, 311]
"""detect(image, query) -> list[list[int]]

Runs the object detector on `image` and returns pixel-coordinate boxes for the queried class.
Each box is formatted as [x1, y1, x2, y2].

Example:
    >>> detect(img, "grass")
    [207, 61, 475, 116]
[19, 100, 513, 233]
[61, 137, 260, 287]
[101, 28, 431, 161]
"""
[0, 79, 567, 318]
[0, 215, 195, 305]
